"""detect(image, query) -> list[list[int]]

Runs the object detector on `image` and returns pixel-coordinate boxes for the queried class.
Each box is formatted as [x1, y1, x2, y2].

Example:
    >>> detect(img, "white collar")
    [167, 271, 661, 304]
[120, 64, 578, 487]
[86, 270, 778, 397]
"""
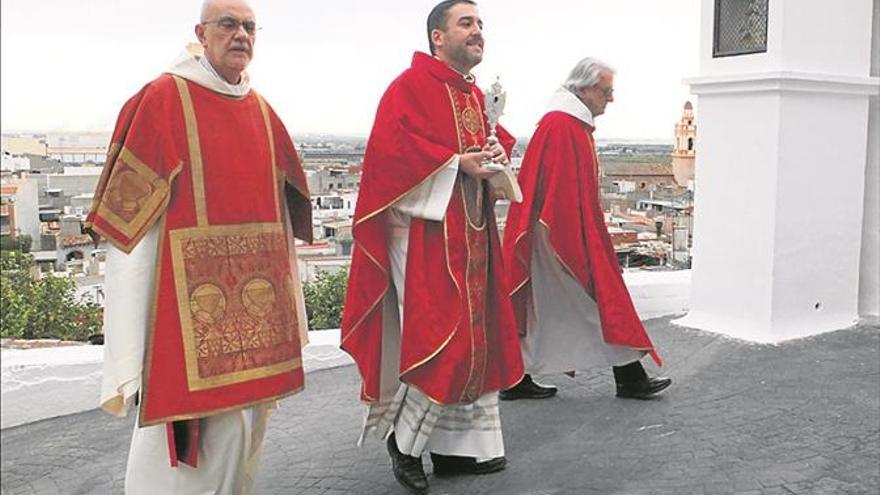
[165, 46, 251, 97]
[545, 87, 594, 127]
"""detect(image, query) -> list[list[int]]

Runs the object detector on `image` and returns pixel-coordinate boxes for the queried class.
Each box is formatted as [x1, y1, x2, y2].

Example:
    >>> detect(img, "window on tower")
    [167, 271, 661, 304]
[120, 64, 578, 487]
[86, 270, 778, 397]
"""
[713, 0, 769, 58]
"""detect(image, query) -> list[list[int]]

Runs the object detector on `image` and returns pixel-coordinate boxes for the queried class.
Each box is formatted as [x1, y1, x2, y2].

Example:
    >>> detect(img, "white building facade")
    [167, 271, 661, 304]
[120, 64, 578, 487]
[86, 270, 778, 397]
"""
[678, 0, 879, 341]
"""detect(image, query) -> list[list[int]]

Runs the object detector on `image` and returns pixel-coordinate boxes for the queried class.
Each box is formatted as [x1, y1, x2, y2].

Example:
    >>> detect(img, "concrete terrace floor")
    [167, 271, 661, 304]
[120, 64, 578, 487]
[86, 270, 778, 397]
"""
[2, 317, 878, 495]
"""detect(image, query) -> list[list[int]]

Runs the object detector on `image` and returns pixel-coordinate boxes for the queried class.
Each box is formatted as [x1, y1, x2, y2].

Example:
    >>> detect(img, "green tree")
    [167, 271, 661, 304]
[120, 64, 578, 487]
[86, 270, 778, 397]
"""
[0, 251, 35, 337]
[0, 252, 102, 341]
[0, 233, 33, 254]
[302, 269, 348, 330]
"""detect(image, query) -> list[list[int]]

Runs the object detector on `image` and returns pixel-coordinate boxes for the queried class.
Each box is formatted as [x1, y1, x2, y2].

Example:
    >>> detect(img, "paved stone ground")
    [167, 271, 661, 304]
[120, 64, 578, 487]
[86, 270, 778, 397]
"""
[2, 318, 878, 495]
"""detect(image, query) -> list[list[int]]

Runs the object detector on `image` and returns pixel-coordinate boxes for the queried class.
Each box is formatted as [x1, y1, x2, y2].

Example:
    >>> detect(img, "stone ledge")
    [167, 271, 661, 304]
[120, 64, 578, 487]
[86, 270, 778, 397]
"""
[0, 271, 693, 429]
[1, 330, 352, 429]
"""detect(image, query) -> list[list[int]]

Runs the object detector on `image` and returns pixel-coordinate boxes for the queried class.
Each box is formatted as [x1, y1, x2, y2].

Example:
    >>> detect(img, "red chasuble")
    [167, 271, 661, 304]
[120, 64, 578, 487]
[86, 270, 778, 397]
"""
[502, 111, 661, 365]
[85, 74, 312, 427]
[341, 52, 524, 405]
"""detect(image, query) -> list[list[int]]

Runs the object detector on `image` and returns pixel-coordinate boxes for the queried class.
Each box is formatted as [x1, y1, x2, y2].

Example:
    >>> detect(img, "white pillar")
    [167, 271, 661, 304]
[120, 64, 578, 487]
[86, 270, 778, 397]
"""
[859, 2, 880, 322]
[676, 0, 880, 342]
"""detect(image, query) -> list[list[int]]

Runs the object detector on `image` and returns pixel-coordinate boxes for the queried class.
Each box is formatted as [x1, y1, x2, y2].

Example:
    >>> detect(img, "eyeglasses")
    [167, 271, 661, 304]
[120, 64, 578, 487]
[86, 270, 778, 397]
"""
[202, 16, 259, 35]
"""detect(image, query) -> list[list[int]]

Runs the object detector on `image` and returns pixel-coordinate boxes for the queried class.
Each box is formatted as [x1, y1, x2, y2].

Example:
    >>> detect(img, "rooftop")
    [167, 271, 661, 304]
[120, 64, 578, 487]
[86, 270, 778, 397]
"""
[602, 162, 674, 176]
[2, 318, 877, 494]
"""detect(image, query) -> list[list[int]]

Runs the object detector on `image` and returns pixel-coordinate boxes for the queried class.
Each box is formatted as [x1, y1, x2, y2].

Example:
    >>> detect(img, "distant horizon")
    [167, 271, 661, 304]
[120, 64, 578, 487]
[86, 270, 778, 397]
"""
[1, 129, 675, 147]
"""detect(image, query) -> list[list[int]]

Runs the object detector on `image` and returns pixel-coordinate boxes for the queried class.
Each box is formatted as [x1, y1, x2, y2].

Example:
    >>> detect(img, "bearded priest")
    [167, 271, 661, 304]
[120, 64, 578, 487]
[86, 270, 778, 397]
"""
[340, 1, 524, 493]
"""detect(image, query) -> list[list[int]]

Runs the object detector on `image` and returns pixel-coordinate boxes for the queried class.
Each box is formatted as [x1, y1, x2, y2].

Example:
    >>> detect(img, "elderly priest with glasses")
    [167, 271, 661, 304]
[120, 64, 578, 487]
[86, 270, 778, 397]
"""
[84, 1, 312, 493]
[500, 57, 671, 402]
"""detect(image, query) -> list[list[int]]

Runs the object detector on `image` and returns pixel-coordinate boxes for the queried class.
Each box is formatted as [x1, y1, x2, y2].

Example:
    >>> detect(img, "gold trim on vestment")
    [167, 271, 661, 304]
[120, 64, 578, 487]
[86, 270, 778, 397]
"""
[344, 151, 457, 346]
[460, 197, 478, 403]
[255, 92, 282, 222]
[340, 284, 387, 345]
[355, 83, 505, 405]
[537, 218, 581, 282]
[389, 183, 463, 392]
[445, 84, 466, 155]
[506, 213, 534, 298]
[459, 182, 477, 402]
[399, 327, 459, 377]
[449, 86, 490, 403]
[461, 180, 488, 231]
[461, 184, 491, 403]
[168, 222, 302, 391]
[138, 385, 303, 428]
[131, 80, 306, 427]
[354, 154, 458, 227]
[405, 381, 466, 407]
[396, 85, 494, 401]
[173, 76, 209, 227]
[90, 158, 182, 254]
[340, 240, 389, 345]
[510, 278, 529, 298]
[446, 84, 489, 227]
[94, 147, 177, 238]
[361, 382, 377, 403]
[396, 208, 464, 400]
[444, 83, 488, 154]
[86, 142, 122, 218]
[399, 211, 478, 395]
[534, 184, 655, 355]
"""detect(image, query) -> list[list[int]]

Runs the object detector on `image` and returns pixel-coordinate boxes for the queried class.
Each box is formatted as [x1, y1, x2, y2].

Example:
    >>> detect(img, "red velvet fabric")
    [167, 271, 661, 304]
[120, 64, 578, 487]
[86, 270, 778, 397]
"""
[87, 75, 312, 428]
[341, 53, 524, 404]
[502, 111, 661, 365]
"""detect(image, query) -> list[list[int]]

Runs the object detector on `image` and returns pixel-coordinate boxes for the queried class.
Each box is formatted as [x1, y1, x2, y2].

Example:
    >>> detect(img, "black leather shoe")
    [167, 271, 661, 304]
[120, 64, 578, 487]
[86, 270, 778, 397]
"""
[387, 433, 428, 494]
[430, 453, 507, 476]
[499, 374, 557, 400]
[616, 376, 672, 399]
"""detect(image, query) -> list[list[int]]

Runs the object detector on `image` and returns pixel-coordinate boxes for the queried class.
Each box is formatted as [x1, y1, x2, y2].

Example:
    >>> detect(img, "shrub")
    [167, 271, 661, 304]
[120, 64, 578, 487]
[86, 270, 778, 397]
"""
[0, 252, 102, 341]
[0, 233, 32, 253]
[302, 269, 348, 330]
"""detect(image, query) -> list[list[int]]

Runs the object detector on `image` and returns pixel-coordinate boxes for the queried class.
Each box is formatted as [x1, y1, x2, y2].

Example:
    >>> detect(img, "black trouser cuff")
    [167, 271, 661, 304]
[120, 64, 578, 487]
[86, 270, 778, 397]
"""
[612, 360, 647, 384]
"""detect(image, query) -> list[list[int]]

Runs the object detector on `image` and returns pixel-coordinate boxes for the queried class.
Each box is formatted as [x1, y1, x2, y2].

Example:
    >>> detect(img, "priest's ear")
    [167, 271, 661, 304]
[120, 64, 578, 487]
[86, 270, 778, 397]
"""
[430, 29, 446, 55]
[195, 23, 208, 47]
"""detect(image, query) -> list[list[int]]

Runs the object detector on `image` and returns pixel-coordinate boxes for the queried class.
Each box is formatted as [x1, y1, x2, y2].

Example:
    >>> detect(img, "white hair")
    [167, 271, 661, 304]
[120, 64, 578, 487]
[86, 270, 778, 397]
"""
[563, 57, 615, 93]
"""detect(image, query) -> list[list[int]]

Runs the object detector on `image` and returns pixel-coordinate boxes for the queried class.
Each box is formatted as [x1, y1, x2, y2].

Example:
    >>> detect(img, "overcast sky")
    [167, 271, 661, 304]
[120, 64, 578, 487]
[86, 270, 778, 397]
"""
[1, 0, 701, 140]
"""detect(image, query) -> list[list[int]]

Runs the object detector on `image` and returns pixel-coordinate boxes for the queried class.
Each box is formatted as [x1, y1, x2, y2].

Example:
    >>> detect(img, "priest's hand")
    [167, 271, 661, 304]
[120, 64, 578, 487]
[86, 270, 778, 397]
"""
[459, 151, 499, 179]
[490, 188, 508, 202]
[483, 142, 510, 165]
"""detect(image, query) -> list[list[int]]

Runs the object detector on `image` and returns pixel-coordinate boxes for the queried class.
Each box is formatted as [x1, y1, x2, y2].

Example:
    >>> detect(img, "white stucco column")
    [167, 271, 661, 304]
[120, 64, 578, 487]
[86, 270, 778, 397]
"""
[859, 1, 880, 322]
[676, 0, 880, 342]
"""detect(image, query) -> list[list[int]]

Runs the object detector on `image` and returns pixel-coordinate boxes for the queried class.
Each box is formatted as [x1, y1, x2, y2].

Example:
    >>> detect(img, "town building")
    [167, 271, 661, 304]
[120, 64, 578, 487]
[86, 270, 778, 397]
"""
[0, 175, 41, 242]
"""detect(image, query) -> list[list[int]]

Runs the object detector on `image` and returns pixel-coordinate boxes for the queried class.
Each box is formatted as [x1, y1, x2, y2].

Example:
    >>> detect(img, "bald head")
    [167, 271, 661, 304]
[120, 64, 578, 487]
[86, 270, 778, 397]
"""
[200, 0, 253, 23]
[195, 0, 256, 84]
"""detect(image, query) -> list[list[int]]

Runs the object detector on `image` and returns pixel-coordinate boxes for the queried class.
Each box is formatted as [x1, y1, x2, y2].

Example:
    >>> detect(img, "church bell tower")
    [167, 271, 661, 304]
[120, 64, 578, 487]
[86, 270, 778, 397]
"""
[671, 101, 697, 187]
